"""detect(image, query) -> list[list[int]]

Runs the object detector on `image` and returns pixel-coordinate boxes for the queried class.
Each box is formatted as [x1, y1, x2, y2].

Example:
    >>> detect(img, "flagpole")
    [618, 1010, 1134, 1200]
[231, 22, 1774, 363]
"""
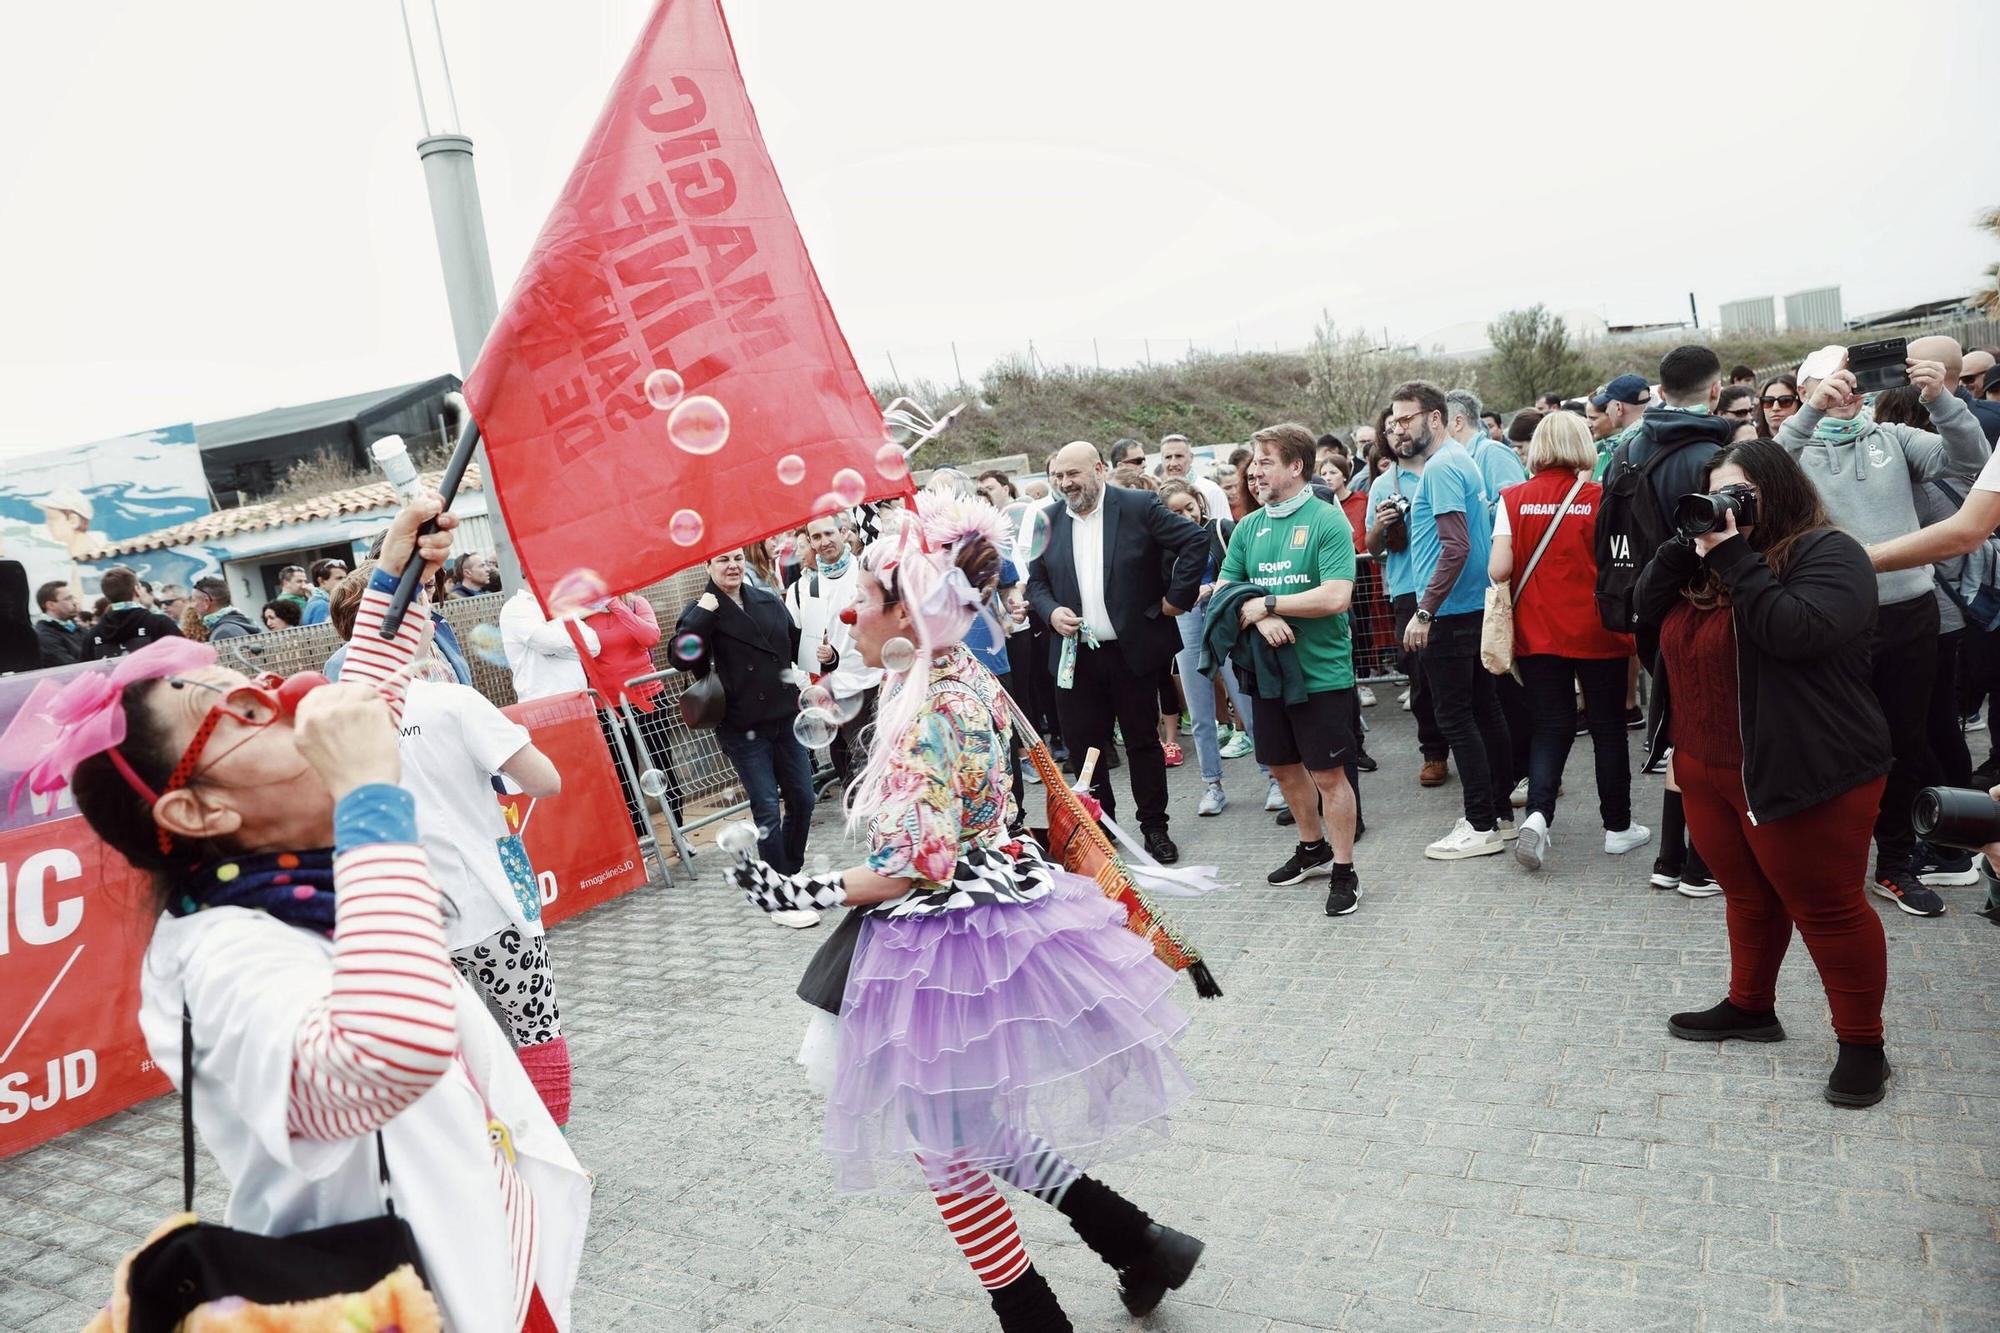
[399, 0, 523, 596]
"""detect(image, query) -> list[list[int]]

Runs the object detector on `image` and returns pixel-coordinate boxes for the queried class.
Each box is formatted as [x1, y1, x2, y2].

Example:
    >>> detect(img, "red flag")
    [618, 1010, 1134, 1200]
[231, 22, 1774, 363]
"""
[465, 0, 894, 602]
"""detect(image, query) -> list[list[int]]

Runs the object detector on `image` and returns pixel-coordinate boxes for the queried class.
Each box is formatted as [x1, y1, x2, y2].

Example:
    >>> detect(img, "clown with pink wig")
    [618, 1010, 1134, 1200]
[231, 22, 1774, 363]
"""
[728, 490, 1205, 1331]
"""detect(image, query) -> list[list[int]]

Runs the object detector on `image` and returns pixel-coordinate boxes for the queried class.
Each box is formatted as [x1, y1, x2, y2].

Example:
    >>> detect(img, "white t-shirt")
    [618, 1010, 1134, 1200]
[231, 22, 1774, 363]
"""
[1974, 449, 2000, 493]
[399, 681, 540, 950]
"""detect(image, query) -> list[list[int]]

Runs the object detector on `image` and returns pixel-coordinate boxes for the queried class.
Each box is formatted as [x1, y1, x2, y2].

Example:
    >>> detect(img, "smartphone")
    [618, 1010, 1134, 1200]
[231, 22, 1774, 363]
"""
[1847, 337, 1911, 394]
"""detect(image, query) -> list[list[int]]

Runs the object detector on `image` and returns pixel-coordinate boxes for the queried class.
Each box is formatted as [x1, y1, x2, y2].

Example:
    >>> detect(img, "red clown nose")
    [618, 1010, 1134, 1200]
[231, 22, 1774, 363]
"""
[277, 672, 329, 718]
[838, 606, 858, 626]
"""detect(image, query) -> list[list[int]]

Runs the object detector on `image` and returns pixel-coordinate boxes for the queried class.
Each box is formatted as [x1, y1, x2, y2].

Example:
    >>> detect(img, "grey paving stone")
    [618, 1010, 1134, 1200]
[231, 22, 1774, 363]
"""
[1, 710, 1991, 1330]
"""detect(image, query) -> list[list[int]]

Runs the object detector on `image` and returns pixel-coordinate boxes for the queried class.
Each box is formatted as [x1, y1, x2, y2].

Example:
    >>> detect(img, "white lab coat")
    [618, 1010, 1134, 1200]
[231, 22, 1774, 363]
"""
[140, 907, 591, 1331]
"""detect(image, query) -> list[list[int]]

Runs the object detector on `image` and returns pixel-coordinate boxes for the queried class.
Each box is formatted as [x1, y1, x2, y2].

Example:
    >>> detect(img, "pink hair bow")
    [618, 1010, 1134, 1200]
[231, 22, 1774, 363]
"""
[0, 637, 217, 813]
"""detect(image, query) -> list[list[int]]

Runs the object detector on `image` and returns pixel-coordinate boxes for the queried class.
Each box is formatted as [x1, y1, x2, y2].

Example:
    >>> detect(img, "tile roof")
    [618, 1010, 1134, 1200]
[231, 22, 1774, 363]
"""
[82, 465, 484, 559]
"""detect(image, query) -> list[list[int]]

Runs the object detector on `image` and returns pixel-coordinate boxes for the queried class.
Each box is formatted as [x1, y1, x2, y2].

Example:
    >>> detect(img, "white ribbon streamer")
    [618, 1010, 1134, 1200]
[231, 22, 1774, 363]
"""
[1095, 809, 1228, 897]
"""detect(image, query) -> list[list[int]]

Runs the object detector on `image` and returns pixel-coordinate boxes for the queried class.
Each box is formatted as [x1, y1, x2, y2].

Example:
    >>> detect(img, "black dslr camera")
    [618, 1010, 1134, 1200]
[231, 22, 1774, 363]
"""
[1911, 786, 2000, 852]
[1674, 483, 1759, 538]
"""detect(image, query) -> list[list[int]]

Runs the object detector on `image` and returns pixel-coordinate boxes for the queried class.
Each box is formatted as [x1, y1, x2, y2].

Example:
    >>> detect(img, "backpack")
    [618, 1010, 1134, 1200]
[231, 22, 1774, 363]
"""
[1928, 479, 2000, 630]
[1593, 436, 1678, 633]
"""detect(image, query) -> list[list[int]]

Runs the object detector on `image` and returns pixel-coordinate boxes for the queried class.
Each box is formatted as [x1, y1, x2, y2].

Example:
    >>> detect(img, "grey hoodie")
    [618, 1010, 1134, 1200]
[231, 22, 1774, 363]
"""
[1777, 390, 1990, 605]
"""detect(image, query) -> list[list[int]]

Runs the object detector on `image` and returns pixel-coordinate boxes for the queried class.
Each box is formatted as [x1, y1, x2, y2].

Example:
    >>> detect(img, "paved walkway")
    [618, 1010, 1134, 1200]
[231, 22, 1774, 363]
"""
[2, 709, 1996, 1330]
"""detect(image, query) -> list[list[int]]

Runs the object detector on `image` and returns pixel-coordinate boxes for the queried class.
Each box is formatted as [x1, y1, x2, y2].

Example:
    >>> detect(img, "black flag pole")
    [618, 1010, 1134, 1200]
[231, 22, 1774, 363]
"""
[379, 408, 482, 640]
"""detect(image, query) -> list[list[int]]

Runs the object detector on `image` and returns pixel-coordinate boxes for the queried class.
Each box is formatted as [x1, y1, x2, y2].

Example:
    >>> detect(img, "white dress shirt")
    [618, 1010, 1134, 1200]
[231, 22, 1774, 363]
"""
[1067, 502, 1116, 642]
[500, 587, 599, 701]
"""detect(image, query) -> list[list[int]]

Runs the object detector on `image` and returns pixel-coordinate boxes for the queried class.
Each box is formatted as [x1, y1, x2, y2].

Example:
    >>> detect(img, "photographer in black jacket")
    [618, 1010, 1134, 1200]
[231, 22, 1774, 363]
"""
[1634, 439, 1895, 1107]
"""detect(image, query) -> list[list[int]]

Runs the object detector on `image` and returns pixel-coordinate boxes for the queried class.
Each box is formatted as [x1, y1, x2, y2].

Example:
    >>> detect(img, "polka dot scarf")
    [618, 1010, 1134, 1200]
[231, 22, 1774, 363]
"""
[170, 849, 338, 936]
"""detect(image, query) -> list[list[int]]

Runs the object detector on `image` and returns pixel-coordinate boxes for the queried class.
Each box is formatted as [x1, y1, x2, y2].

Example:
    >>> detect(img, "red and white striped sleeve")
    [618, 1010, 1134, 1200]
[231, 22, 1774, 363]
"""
[287, 794, 460, 1141]
[338, 567, 433, 723]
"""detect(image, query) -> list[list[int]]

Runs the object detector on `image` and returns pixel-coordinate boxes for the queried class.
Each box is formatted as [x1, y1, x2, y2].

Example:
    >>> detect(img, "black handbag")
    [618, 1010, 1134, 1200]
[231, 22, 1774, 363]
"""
[678, 668, 727, 730]
[120, 1006, 433, 1332]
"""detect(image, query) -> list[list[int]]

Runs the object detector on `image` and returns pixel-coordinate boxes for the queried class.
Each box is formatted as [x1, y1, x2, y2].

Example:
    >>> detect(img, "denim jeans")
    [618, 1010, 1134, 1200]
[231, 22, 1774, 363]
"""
[717, 723, 816, 873]
[1176, 600, 1269, 787]
[1421, 611, 1512, 828]
[1516, 654, 1631, 830]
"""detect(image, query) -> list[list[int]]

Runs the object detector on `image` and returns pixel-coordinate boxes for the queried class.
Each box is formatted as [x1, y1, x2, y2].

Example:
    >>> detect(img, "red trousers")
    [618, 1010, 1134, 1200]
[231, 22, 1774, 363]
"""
[1674, 752, 1888, 1043]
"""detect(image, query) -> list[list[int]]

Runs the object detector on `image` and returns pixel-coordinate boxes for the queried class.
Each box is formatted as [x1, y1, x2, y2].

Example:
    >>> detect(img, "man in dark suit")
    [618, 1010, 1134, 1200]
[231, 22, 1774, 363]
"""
[1029, 441, 1208, 863]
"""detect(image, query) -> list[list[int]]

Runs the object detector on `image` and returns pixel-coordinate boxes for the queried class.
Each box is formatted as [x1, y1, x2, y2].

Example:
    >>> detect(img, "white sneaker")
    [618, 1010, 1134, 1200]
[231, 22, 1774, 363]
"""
[1604, 824, 1651, 855]
[769, 909, 820, 929]
[1514, 811, 1549, 871]
[1494, 817, 1518, 842]
[1358, 685, 1377, 707]
[1399, 689, 1412, 712]
[1265, 780, 1287, 812]
[1425, 818, 1507, 860]
[1198, 783, 1227, 816]
[1509, 777, 1530, 808]
[1025, 766, 1042, 785]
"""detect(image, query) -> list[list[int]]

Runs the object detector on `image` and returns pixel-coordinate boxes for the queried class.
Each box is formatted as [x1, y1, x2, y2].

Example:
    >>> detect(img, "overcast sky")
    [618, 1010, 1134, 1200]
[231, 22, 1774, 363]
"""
[3, 0, 1995, 459]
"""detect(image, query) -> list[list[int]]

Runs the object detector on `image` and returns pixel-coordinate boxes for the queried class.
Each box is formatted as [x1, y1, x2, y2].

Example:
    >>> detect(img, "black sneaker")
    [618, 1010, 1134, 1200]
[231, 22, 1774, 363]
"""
[1324, 865, 1361, 916]
[1268, 840, 1334, 885]
[1625, 705, 1645, 730]
[1649, 857, 1683, 890]
[1353, 748, 1379, 773]
[1870, 870, 1946, 918]
[1910, 841, 1979, 887]
[1275, 806, 1296, 827]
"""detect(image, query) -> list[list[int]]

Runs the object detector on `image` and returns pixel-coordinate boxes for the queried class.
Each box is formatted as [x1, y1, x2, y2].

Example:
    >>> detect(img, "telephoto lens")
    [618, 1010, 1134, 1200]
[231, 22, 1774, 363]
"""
[1674, 492, 1728, 537]
[1910, 785, 2000, 852]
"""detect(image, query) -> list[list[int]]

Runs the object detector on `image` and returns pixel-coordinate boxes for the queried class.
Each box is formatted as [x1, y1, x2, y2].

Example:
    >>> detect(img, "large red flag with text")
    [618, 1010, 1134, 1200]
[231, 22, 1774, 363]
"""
[466, 0, 893, 602]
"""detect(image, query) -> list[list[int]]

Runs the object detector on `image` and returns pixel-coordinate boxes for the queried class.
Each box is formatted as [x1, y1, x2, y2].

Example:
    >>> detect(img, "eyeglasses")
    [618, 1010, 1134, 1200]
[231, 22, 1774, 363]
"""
[1720, 406, 1755, 420]
[1387, 408, 1430, 429]
[163, 674, 285, 792]
[1761, 394, 1800, 410]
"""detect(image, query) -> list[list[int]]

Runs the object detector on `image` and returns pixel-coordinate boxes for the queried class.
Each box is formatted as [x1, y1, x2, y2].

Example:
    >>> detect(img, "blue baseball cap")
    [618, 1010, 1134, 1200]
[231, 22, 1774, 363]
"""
[1590, 374, 1652, 409]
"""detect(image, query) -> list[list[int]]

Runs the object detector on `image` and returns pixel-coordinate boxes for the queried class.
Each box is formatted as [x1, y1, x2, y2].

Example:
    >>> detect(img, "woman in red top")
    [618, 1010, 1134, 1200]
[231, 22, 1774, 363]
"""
[1488, 412, 1646, 872]
[582, 593, 663, 714]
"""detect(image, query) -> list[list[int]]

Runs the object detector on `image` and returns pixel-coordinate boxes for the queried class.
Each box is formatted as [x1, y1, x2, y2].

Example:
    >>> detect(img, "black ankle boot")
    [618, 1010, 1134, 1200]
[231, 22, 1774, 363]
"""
[1826, 1041, 1891, 1108]
[1667, 999, 1785, 1043]
[988, 1266, 1072, 1332]
[1055, 1177, 1205, 1316]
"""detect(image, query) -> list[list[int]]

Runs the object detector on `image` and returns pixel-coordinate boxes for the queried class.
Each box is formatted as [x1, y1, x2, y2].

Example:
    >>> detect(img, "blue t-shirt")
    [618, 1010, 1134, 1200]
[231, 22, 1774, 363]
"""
[1471, 436, 1527, 512]
[964, 557, 1022, 676]
[1366, 466, 1424, 598]
[1408, 441, 1493, 617]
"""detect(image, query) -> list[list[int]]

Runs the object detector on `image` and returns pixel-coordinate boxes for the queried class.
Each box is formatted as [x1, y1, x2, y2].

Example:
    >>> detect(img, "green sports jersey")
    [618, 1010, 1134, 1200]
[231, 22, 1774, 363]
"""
[1217, 494, 1357, 692]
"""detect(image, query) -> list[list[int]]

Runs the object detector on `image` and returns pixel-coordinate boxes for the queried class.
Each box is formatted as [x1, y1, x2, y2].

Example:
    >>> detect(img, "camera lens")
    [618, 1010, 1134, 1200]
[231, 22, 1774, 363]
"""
[1674, 493, 1721, 537]
[1911, 785, 2000, 852]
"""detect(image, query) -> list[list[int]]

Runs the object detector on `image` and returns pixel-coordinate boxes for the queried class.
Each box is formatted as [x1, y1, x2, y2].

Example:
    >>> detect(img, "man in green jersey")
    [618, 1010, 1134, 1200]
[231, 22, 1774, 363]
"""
[1217, 423, 1362, 914]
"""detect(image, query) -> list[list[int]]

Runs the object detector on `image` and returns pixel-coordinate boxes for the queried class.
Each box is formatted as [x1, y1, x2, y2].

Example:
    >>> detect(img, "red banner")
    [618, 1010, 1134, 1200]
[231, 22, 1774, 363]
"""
[466, 0, 895, 606]
[500, 692, 649, 927]
[0, 683, 646, 1159]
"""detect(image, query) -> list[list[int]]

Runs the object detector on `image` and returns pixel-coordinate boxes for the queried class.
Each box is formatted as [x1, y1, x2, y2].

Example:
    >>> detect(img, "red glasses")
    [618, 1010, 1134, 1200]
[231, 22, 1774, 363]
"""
[126, 672, 322, 856]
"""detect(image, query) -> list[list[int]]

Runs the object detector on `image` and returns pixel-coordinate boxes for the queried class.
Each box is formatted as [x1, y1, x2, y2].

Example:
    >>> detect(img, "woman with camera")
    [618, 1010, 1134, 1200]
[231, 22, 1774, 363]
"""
[1488, 412, 1647, 871]
[0, 496, 590, 1327]
[1634, 439, 1895, 1107]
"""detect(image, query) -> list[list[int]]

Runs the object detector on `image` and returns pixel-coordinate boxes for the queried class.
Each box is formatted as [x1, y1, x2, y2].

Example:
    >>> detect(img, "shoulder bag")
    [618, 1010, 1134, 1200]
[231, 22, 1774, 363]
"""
[109, 1007, 438, 1332]
[1482, 472, 1589, 676]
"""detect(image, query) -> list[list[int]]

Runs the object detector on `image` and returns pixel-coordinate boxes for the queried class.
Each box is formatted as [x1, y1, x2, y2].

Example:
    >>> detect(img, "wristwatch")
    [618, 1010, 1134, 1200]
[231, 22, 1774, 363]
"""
[1264, 594, 1279, 616]
[1413, 608, 1435, 624]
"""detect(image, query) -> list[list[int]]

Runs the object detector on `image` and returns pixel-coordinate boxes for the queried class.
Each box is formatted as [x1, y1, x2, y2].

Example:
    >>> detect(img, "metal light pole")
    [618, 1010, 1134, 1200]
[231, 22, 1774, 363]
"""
[399, 0, 521, 592]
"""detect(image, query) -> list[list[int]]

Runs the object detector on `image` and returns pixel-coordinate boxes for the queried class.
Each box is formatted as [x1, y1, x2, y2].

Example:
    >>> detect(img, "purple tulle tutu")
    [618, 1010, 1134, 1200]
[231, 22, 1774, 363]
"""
[822, 867, 1193, 1194]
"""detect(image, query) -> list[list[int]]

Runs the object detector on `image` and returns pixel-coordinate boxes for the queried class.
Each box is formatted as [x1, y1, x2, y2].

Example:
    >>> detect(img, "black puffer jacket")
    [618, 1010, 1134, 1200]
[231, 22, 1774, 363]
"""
[1634, 526, 1890, 824]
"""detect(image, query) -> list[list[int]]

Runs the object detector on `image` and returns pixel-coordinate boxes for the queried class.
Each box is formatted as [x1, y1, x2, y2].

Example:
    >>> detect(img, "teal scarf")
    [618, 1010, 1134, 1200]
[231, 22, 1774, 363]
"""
[1812, 413, 1870, 444]
[1264, 487, 1313, 519]
[817, 552, 853, 579]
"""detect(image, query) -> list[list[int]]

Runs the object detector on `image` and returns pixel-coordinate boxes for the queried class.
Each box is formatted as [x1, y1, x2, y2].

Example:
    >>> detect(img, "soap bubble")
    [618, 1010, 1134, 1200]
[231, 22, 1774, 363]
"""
[776, 454, 807, 485]
[666, 395, 730, 455]
[880, 636, 917, 673]
[831, 690, 867, 723]
[793, 707, 841, 749]
[467, 622, 506, 666]
[671, 632, 704, 663]
[638, 769, 670, 799]
[1016, 506, 1052, 562]
[716, 821, 761, 858]
[800, 683, 835, 714]
[813, 491, 846, 518]
[780, 665, 811, 688]
[832, 467, 867, 507]
[643, 368, 686, 411]
[416, 654, 458, 684]
[668, 508, 705, 546]
[548, 568, 607, 616]
[875, 443, 909, 482]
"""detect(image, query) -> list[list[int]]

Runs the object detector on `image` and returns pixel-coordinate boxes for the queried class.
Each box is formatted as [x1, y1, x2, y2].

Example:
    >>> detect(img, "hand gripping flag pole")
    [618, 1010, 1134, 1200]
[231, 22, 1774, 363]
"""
[378, 401, 481, 640]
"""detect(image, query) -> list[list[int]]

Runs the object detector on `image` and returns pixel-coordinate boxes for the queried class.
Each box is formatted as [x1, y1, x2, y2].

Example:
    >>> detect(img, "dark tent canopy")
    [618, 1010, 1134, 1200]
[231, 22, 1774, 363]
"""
[197, 374, 461, 501]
